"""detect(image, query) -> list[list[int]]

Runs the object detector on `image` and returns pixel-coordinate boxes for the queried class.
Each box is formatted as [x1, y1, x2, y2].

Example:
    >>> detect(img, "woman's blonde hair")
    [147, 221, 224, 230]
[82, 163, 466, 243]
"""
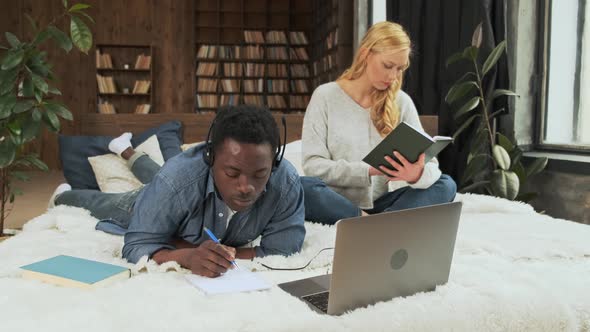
[338, 22, 411, 137]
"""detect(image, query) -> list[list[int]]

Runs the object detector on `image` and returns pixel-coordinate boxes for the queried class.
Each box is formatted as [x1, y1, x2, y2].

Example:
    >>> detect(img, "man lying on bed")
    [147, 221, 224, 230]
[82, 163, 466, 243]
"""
[50, 105, 305, 278]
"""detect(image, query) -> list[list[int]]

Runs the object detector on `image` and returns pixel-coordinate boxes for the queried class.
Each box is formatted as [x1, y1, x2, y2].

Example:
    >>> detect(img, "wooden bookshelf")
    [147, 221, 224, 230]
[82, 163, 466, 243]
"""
[194, 0, 318, 113]
[95, 44, 154, 114]
[311, 0, 353, 87]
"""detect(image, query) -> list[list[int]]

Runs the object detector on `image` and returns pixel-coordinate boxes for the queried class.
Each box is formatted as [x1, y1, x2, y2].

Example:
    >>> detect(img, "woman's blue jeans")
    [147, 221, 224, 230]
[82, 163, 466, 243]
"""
[301, 174, 457, 225]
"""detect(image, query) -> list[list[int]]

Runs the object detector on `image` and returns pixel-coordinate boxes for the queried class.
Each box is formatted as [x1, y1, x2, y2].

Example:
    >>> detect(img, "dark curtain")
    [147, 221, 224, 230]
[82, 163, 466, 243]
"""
[386, 0, 510, 180]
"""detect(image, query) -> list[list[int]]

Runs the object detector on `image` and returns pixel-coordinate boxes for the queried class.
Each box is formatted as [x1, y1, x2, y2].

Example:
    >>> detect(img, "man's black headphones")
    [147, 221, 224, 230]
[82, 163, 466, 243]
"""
[203, 116, 287, 171]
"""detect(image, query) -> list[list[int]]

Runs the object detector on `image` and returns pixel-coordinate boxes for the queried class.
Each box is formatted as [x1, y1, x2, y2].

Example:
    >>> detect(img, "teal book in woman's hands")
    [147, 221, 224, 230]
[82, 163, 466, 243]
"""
[363, 121, 453, 175]
[21, 255, 130, 289]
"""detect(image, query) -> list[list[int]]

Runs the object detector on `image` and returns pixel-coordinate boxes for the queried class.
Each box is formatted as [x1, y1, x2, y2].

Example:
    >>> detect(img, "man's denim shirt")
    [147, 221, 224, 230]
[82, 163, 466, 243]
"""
[121, 144, 305, 263]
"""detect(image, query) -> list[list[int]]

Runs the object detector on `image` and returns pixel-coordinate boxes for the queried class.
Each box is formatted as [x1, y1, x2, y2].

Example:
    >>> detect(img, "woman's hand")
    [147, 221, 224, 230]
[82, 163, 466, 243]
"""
[378, 151, 425, 184]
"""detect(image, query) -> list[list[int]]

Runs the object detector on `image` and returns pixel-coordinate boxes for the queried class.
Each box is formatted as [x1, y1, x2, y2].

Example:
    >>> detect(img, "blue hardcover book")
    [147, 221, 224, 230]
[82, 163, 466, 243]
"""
[21, 255, 130, 289]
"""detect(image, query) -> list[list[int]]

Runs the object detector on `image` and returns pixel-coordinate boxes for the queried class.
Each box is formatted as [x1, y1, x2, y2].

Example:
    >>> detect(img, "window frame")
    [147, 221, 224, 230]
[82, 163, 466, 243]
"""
[536, 0, 590, 153]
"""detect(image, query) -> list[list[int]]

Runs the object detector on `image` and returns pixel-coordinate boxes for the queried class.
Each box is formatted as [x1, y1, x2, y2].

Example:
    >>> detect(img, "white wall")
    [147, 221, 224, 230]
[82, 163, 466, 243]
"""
[372, 0, 387, 25]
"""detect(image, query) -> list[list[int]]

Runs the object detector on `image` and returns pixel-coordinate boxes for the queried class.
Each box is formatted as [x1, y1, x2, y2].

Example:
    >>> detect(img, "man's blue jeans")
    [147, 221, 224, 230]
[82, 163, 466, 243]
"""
[55, 154, 161, 235]
[301, 174, 457, 225]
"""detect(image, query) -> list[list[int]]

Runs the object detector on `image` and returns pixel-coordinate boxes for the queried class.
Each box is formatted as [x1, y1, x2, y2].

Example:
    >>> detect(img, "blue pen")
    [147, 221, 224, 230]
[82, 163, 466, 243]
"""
[203, 227, 240, 270]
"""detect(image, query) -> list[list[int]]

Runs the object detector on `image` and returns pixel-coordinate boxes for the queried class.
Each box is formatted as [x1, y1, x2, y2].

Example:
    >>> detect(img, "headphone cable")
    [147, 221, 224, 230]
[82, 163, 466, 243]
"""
[259, 247, 334, 271]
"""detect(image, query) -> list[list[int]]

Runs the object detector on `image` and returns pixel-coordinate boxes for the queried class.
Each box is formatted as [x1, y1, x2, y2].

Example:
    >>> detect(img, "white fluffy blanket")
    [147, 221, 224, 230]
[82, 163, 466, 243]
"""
[1, 193, 590, 332]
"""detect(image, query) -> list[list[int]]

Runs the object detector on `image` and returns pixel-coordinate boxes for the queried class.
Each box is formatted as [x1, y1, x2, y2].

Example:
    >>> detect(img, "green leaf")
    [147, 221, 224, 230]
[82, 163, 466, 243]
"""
[22, 119, 41, 142]
[509, 147, 522, 167]
[31, 74, 49, 93]
[76, 11, 95, 24]
[459, 180, 489, 193]
[32, 108, 42, 121]
[69, 3, 91, 12]
[0, 140, 16, 168]
[0, 67, 18, 94]
[24, 155, 48, 171]
[5, 32, 21, 48]
[11, 171, 30, 182]
[454, 97, 480, 119]
[492, 88, 518, 100]
[488, 107, 506, 119]
[482, 40, 507, 76]
[70, 15, 93, 53]
[496, 132, 514, 153]
[24, 14, 39, 32]
[44, 101, 73, 120]
[462, 46, 479, 62]
[44, 109, 61, 131]
[492, 145, 511, 170]
[0, 94, 17, 119]
[452, 114, 479, 140]
[445, 51, 465, 67]
[471, 23, 483, 48]
[515, 192, 538, 203]
[1, 49, 25, 70]
[63, 0, 68, 8]
[7, 121, 22, 136]
[461, 154, 490, 184]
[445, 81, 478, 104]
[48, 86, 62, 95]
[31, 29, 51, 46]
[13, 100, 35, 114]
[47, 26, 73, 52]
[512, 161, 526, 185]
[525, 157, 548, 178]
[22, 76, 34, 97]
[490, 169, 520, 200]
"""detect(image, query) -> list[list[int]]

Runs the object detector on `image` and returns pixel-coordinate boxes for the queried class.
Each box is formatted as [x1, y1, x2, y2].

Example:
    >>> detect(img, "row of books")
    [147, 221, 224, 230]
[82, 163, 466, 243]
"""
[197, 78, 309, 93]
[195, 94, 310, 110]
[97, 102, 151, 114]
[244, 31, 308, 45]
[95, 50, 151, 70]
[196, 45, 308, 60]
[312, 54, 335, 76]
[195, 63, 310, 78]
[132, 80, 151, 94]
[97, 75, 152, 94]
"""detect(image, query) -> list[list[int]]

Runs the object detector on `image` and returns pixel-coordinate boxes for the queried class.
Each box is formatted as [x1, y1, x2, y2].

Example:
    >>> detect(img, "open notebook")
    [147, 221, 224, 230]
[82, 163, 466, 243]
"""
[185, 269, 271, 295]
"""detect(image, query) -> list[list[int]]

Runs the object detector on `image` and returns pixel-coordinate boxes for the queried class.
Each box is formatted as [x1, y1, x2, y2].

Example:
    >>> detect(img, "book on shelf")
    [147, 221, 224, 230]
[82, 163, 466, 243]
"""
[132, 80, 151, 94]
[197, 45, 217, 59]
[245, 63, 264, 77]
[196, 62, 218, 76]
[197, 78, 218, 92]
[134, 104, 151, 114]
[362, 121, 453, 175]
[220, 94, 239, 106]
[290, 64, 310, 77]
[265, 30, 288, 44]
[20, 255, 130, 289]
[290, 80, 309, 93]
[96, 74, 117, 93]
[267, 47, 288, 60]
[243, 95, 264, 107]
[290, 48, 309, 60]
[97, 101, 116, 114]
[267, 79, 288, 93]
[244, 30, 265, 44]
[268, 64, 287, 77]
[290, 95, 311, 109]
[196, 94, 218, 109]
[223, 63, 243, 77]
[219, 46, 241, 59]
[289, 31, 309, 45]
[221, 79, 240, 93]
[267, 95, 287, 109]
[243, 79, 263, 93]
[244, 46, 263, 59]
[95, 50, 113, 69]
[134, 54, 151, 70]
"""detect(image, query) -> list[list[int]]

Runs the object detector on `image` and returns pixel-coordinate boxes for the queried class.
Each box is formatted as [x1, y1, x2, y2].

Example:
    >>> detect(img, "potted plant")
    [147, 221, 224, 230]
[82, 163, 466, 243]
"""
[0, 1, 93, 237]
[446, 23, 547, 202]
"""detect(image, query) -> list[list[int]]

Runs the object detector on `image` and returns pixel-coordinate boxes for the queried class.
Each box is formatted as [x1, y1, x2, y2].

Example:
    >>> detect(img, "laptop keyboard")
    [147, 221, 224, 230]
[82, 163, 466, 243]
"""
[302, 291, 330, 313]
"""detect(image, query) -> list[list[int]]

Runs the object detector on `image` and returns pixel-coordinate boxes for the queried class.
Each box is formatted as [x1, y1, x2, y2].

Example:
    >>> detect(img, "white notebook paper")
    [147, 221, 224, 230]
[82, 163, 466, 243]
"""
[185, 269, 271, 295]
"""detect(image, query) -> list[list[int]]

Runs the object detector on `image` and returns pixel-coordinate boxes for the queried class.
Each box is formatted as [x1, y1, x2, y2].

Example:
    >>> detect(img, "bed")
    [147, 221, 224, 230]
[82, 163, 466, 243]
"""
[1, 139, 590, 332]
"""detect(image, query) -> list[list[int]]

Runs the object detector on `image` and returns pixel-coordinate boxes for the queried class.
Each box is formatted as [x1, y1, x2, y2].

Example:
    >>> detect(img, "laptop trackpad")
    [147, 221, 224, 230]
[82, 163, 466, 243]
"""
[278, 274, 331, 297]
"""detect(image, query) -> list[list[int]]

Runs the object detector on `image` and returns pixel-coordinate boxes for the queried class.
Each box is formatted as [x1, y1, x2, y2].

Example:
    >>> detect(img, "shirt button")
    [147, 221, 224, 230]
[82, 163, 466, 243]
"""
[218, 213, 224, 217]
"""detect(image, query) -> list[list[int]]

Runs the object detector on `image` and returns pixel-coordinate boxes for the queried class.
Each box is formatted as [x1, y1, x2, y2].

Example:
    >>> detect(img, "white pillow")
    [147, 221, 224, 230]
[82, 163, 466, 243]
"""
[88, 135, 165, 193]
[283, 140, 304, 175]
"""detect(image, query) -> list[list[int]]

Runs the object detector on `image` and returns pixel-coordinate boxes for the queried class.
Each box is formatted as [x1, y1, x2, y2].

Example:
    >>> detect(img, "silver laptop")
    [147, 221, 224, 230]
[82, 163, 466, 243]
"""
[278, 201, 462, 315]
